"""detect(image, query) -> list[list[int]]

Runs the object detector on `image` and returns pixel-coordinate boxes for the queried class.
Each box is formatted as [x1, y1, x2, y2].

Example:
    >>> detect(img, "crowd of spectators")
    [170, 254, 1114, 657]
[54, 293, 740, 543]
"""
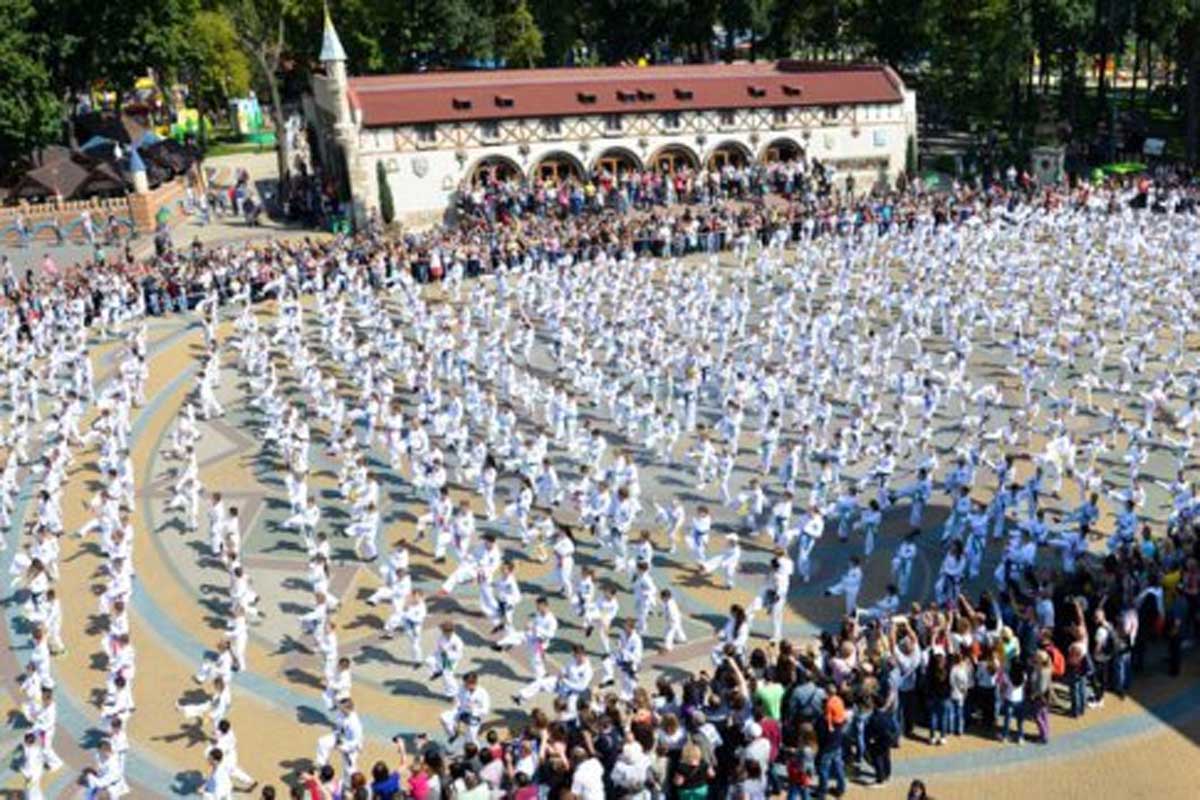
[4, 160, 1198, 331]
[242, 513, 1199, 800]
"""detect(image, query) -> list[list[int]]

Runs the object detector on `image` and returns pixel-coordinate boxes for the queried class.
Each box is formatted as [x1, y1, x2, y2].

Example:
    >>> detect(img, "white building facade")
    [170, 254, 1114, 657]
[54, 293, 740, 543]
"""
[308, 16, 917, 228]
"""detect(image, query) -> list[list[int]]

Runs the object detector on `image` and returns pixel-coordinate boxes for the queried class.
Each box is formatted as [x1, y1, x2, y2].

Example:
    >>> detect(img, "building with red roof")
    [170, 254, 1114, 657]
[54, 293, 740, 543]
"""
[306, 13, 917, 227]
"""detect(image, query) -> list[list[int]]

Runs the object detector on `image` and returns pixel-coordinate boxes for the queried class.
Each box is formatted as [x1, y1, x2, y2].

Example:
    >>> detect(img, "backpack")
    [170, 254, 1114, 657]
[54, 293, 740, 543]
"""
[1047, 644, 1066, 679]
[1101, 624, 1118, 658]
[791, 683, 825, 723]
[786, 749, 814, 787]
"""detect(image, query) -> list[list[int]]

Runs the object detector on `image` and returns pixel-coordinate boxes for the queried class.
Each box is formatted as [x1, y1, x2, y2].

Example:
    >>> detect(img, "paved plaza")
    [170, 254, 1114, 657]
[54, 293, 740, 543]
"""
[5, 224, 1200, 799]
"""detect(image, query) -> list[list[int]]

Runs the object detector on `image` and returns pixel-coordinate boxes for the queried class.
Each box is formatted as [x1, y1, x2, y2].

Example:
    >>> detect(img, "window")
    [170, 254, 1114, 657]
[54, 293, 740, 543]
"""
[480, 121, 500, 141]
[718, 110, 736, 128]
[543, 118, 562, 136]
[661, 112, 681, 130]
[772, 108, 789, 125]
[823, 105, 839, 123]
[415, 124, 436, 143]
[604, 114, 622, 133]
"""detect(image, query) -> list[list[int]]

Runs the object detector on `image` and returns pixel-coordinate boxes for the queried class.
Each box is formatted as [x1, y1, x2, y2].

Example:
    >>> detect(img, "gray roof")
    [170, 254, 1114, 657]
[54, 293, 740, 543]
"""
[320, 9, 347, 62]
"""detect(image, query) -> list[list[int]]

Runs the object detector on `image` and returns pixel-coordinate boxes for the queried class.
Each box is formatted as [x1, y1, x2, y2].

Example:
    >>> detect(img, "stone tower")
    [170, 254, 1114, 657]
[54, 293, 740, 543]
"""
[321, 6, 370, 229]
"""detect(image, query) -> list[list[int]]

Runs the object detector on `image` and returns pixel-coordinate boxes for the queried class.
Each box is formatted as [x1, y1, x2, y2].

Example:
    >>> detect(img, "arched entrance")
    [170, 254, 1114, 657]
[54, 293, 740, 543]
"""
[761, 137, 804, 164]
[470, 155, 523, 186]
[592, 147, 643, 179]
[706, 140, 753, 170]
[533, 151, 586, 183]
[649, 144, 699, 174]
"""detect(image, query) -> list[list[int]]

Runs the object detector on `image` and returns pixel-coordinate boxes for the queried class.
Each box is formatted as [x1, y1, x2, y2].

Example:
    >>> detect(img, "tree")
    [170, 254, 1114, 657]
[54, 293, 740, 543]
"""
[106, 0, 199, 106]
[377, 158, 394, 224]
[1128, 0, 1185, 110]
[357, 0, 497, 69]
[224, 0, 294, 184]
[669, 0, 721, 61]
[185, 9, 252, 119]
[921, 0, 1030, 129]
[1184, 2, 1200, 163]
[1089, 0, 1134, 110]
[851, 0, 934, 70]
[720, 0, 775, 61]
[290, 0, 495, 73]
[0, 0, 61, 167]
[497, 0, 544, 67]
[31, 0, 198, 145]
[580, 0, 679, 63]
[529, 0, 582, 64]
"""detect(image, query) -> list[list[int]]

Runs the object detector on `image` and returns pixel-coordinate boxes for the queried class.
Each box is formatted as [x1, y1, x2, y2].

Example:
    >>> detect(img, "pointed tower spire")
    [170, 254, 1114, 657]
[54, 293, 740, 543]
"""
[320, 1, 347, 63]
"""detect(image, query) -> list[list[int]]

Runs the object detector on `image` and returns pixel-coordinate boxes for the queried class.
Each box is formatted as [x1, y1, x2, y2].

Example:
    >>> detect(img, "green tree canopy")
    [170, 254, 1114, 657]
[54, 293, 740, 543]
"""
[497, 0, 544, 68]
[0, 0, 62, 167]
[185, 9, 253, 111]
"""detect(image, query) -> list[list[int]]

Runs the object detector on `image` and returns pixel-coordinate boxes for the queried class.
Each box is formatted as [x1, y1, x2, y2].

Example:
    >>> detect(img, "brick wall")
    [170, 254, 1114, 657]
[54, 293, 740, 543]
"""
[129, 179, 188, 232]
[1, 175, 192, 243]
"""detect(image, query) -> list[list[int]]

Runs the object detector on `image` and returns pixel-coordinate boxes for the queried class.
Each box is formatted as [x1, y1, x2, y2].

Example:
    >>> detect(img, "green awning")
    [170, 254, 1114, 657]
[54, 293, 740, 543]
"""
[1100, 162, 1146, 175]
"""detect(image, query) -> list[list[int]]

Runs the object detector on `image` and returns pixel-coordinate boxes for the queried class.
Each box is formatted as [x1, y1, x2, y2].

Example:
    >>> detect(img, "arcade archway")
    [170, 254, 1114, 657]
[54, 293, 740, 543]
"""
[706, 140, 753, 170]
[761, 137, 804, 164]
[649, 144, 700, 174]
[469, 155, 523, 186]
[533, 151, 586, 183]
[592, 147, 643, 179]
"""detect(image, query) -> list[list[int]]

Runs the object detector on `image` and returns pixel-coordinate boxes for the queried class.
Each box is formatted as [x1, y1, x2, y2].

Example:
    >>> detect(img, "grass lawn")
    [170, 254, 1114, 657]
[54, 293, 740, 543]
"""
[203, 140, 275, 158]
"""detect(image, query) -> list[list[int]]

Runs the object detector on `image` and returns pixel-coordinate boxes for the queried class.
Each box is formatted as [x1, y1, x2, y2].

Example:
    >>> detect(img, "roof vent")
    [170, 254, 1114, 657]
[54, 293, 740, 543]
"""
[577, 91, 597, 104]
[495, 95, 514, 108]
[674, 88, 694, 100]
[637, 89, 656, 101]
[452, 97, 473, 110]
[616, 89, 637, 102]
[747, 85, 767, 98]
[782, 84, 802, 97]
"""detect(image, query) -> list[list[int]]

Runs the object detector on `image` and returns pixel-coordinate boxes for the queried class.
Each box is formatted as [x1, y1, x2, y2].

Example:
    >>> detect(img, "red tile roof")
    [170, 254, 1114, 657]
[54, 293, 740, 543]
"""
[347, 61, 905, 128]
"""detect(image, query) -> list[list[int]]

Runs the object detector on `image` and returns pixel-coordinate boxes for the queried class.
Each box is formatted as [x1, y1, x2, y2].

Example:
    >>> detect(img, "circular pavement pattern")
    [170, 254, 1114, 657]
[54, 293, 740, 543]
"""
[5, 250, 1200, 798]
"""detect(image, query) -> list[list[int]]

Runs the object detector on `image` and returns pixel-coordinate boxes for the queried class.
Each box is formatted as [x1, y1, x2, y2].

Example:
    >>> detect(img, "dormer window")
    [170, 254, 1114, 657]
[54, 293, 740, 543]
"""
[577, 92, 597, 104]
[674, 88, 693, 100]
[616, 89, 636, 102]
[637, 89, 656, 101]
[782, 84, 802, 97]
[495, 95, 514, 108]
[452, 97, 473, 110]
[747, 85, 767, 98]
